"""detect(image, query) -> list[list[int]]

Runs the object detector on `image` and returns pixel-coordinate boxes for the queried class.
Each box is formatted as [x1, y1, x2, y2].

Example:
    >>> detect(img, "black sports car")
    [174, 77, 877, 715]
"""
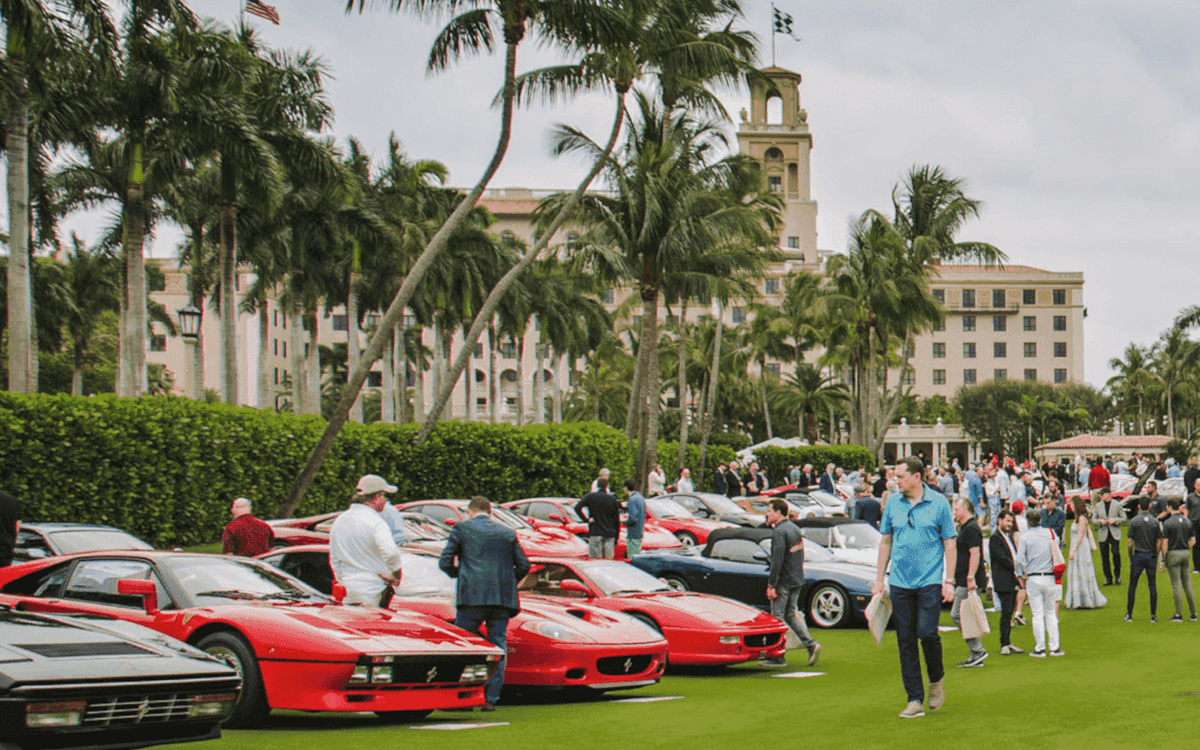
[0, 600, 240, 750]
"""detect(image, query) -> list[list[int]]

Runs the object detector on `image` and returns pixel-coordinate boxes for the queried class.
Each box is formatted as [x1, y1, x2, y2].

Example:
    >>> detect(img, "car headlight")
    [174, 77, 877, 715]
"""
[521, 619, 592, 642]
[26, 701, 85, 728]
[188, 693, 238, 719]
[718, 635, 739, 645]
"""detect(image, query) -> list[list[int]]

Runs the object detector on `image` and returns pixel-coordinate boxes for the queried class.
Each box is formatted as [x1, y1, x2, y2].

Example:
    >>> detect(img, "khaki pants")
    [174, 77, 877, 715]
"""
[1165, 549, 1196, 618]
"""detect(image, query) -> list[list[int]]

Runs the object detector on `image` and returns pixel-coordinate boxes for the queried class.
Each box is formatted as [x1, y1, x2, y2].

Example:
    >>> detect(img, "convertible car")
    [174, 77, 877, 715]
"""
[398, 500, 590, 558]
[258, 545, 669, 692]
[656, 492, 766, 528]
[628, 527, 874, 629]
[0, 552, 503, 727]
[642, 497, 737, 547]
[517, 558, 788, 665]
[0, 599, 240, 750]
[503, 498, 683, 558]
[13, 523, 153, 563]
[791, 518, 881, 566]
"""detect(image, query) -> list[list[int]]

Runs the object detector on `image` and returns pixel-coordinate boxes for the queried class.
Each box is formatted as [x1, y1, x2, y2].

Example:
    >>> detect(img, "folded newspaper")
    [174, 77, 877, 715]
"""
[865, 591, 892, 646]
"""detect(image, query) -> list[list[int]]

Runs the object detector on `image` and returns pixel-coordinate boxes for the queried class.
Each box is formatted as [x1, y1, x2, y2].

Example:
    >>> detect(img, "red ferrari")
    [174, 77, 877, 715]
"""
[502, 498, 683, 558]
[517, 558, 788, 665]
[398, 500, 590, 558]
[642, 496, 738, 548]
[0, 552, 503, 727]
[267, 510, 451, 554]
[258, 545, 670, 692]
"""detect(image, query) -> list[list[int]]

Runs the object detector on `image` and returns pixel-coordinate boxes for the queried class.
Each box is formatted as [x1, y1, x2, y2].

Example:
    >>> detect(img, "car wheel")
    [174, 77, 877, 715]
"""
[660, 574, 690, 592]
[628, 611, 663, 634]
[674, 531, 698, 547]
[197, 631, 269, 728]
[376, 710, 433, 723]
[807, 583, 850, 629]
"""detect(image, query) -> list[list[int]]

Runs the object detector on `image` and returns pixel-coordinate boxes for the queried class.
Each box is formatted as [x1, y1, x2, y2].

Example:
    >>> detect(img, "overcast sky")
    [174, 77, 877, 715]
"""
[68, 0, 1200, 388]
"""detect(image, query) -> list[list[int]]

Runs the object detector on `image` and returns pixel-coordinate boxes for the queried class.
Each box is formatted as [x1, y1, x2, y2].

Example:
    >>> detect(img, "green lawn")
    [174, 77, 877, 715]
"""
[193, 540, 1200, 750]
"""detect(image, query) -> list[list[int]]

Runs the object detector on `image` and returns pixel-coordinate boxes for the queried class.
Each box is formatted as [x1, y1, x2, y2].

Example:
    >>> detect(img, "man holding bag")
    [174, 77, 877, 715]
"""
[950, 499, 989, 668]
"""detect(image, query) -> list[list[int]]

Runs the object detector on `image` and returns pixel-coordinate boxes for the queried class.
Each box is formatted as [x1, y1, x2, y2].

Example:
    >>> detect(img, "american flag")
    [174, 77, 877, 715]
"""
[245, 0, 281, 24]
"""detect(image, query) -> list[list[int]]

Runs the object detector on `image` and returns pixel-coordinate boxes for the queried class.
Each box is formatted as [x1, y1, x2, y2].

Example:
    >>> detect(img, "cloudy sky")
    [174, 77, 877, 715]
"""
[105, 0, 1200, 387]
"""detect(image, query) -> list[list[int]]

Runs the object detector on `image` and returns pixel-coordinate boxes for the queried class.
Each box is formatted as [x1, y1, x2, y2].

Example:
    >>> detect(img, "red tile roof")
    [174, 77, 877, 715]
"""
[1035, 434, 1172, 451]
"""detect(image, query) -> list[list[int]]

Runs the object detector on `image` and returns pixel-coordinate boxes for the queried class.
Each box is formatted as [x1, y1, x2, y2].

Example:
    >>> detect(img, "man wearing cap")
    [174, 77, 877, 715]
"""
[221, 497, 274, 556]
[329, 474, 403, 607]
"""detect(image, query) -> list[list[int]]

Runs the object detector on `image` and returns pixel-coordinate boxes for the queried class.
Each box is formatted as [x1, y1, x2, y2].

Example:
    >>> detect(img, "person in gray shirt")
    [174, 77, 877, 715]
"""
[761, 499, 821, 667]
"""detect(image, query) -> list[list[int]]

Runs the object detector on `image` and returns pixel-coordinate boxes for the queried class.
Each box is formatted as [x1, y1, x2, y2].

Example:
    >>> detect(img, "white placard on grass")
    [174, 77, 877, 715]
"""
[411, 722, 510, 731]
[610, 696, 686, 703]
[773, 671, 826, 678]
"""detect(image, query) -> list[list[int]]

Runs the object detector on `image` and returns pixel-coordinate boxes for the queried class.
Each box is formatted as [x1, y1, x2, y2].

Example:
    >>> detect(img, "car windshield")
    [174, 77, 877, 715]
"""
[831, 523, 882, 549]
[698, 494, 745, 515]
[646, 498, 693, 519]
[162, 556, 328, 607]
[807, 491, 843, 508]
[396, 554, 456, 597]
[401, 516, 452, 542]
[48, 529, 154, 554]
[552, 505, 584, 523]
[488, 506, 532, 531]
[576, 561, 671, 595]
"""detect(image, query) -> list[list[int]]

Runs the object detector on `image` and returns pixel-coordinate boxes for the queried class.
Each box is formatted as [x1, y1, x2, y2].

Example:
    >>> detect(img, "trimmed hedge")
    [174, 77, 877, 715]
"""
[0, 393, 634, 548]
[752, 445, 875, 485]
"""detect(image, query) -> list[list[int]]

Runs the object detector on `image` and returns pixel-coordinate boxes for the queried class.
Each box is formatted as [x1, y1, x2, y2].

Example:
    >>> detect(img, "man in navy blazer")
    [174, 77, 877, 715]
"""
[439, 496, 531, 710]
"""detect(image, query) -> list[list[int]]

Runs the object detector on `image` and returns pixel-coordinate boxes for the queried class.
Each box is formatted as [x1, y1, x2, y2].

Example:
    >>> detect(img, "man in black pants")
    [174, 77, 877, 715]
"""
[1186, 477, 1200, 573]
[1093, 486, 1124, 585]
[1125, 496, 1165, 623]
[989, 510, 1023, 654]
[0, 491, 19, 566]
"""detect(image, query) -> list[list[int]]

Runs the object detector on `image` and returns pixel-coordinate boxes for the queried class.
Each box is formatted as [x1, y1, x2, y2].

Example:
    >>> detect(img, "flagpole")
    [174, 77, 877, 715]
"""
[771, 4, 776, 66]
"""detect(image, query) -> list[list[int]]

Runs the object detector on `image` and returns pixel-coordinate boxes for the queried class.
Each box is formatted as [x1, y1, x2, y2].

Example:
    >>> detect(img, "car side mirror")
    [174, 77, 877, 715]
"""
[117, 579, 159, 615]
[443, 518, 456, 526]
[752, 551, 769, 563]
[558, 579, 592, 597]
[548, 514, 565, 523]
[331, 583, 347, 603]
[26, 549, 47, 559]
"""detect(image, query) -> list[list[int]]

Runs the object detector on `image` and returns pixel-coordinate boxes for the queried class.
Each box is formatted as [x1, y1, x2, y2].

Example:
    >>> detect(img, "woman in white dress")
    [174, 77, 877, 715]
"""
[1064, 496, 1108, 609]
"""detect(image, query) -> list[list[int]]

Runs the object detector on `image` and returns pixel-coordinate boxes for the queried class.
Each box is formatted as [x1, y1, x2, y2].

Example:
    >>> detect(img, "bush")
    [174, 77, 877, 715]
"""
[752, 445, 875, 485]
[0, 393, 634, 548]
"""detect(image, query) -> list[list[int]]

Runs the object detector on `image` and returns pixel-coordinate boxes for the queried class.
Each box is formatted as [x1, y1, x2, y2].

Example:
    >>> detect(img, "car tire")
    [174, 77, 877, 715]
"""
[660, 574, 690, 592]
[197, 631, 269, 728]
[807, 583, 850, 629]
[376, 710, 433, 723]
[674, 531, 698, 547]
[627, 611, 663, 634]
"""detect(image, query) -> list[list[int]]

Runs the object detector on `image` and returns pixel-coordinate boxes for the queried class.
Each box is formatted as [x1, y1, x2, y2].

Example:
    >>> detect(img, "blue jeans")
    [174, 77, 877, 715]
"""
[771, 583, 817, 650]
[987, 495, 1001, 532]
[890, 584, 945, 704]
[455, 606, 509, 704]
[1126, 551, 1158, 617]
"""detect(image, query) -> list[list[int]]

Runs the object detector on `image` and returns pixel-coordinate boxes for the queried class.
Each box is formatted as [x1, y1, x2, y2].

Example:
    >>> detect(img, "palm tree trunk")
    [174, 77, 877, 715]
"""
[872, 332, 916, 459]
[283, 36, 526, 515]
[635, 282, 662, 486]
[5, 48, 32, 394]
[121, 138, 148, 398]
[288, 290, 305, 414]
[698, 302, 725, 491]
[464, 326, 474, 422]
[346, 277, 362, 423]
[412, 95, 626, 444]
[489, 322, 500, 424]
[414, 347, 426, 425]
[534, 331, 545, 425]
[552, 351, 563, 423]
[257, 304, 269, 407]
[71, 334, 85, 396]
[381, 334, 394, 423]
[677, 299, 690, 471]
[305, 308, 320, 415]
[760, 357, 774, 439]
[516, 333, 527, 427]
[431, 312, 444, 421]
[625, 332, 643, 442]
[218, 199, 238, 405]
[394, 323, 406, 424]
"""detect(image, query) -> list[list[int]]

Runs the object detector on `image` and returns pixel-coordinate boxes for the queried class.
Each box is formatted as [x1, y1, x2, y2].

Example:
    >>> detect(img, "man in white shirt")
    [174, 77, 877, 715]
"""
[329, 474, 403, 607]
[676, 468, 695, 493]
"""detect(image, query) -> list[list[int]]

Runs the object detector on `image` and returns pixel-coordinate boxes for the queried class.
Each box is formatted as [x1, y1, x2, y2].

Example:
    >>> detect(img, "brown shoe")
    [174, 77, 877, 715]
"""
[480, 702, 497, 712]
[928, 680, 945, 711]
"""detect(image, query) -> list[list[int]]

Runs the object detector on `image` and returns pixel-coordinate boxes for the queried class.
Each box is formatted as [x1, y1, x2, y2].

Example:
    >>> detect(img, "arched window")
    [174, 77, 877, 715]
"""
[766, 95, 783, 125]
[764, 147, 784, 161]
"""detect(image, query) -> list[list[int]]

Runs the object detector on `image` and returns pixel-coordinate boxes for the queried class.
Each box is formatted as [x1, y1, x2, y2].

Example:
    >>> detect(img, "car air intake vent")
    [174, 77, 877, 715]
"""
[566, 610, 588, 620]
[389, 655, 471, 685]
[84, 694, 192, 725]
[15, 642, 152, 658]
[744, 633, 782, 648]
[596, 655, 652, 676]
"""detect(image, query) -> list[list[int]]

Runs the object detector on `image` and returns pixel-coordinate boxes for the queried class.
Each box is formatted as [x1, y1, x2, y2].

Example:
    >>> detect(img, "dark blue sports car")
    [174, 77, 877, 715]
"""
[628, 527, 874, 629]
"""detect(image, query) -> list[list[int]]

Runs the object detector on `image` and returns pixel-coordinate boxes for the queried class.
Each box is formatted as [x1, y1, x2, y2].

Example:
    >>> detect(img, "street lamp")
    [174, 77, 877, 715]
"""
[176, 305, 202, 399]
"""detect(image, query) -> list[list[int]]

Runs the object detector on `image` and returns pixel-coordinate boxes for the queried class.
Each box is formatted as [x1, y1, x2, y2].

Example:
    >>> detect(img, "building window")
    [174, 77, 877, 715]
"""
[933, 369, 946, 385]
[599, 289, 614, 304]
[768, 175, 783, 192]
[962, 316, 976, 332]
[994, 369, 1007, 381]
[332, 314, 348, 332]
[1053, 289, 1067, 305]
[1023, 289, 1036, 305]
[933, 342, 946, 358]
[994, 342, 1007, 358]
[1054, 342, 1067, 358]
[505, 396, 517, 414]
[901, 368, 915, 386]
[962, 289, 976, 308]
[963, 369, 977, 385]
[282, 314, 287, 330]
[366, 372, 382, 388]
[764, 278, 780, 295]
[274, 367, 279, 385]
[1054, 368, 1067, 383]
[732, 307, 746, 324]
[1053, 315, 1067, 331]
[273, 310, 278, 327]
[766, 363, 781, 376]
[993, 315, 1007, 332]
[1024, 368, 1037, 381]
[904, 341, 915, 358]
[932, 289, 945, 304]
[500, 340, 517, 358]
[964, 343, 976, 359]
[273, 339, 278, 356]
[1024, 342, 1037, 357]
[1023, 316, 1037, 331]
[991, 289, 1005, 308]
[150, 334, 167, 352]
[786, 236, 800, 249]
[282, 341, 287, 358]
[304, 343, 309, 356]
[932, 319, 945, 332]
[473, 343, 483, 358]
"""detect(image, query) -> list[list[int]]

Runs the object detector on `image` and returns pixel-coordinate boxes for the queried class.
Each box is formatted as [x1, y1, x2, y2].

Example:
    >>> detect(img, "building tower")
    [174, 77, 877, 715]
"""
[736, 66, 819, 267]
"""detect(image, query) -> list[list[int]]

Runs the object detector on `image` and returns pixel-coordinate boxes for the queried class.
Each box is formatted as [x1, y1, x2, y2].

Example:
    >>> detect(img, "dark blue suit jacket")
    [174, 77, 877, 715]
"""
[439, 514, 531, 616]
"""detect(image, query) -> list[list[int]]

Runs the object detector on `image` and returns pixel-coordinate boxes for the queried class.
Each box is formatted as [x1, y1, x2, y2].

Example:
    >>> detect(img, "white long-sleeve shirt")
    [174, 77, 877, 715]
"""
[329, 503, 402, 605]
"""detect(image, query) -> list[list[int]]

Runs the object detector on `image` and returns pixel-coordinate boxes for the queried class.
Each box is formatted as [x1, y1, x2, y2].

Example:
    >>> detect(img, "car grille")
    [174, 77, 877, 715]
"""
[744, 633, 782, 648]
[596, 655, 653, 676]
[387, 656, 471, 685]
[83, 694, 192, 726]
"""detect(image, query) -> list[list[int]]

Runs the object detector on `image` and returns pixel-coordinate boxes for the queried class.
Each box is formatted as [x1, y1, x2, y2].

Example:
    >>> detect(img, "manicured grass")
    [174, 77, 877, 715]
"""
[196, 539, 1200, 750]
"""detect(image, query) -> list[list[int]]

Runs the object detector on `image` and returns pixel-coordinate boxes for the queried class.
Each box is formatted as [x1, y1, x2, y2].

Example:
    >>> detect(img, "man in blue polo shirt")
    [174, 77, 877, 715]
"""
[872, 456, 958, 720]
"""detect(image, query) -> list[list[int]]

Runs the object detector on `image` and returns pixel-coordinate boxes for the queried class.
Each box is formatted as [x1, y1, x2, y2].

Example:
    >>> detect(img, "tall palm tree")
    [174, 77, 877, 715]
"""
[767, 365, 848, 443]
[1106, 343, 1158, 436]
[741, 304, 793, 439]
[60, 236, 121, 394]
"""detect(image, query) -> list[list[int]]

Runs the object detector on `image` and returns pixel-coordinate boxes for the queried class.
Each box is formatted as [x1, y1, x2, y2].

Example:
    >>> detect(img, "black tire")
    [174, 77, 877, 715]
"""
[807, 583, 850, 629]
[375, 710, 433, 723]
[674, 531, 698, 547]
[197, 632, 269, 728]
[627, 611, 663, 634]
[660, 574, 690, 592]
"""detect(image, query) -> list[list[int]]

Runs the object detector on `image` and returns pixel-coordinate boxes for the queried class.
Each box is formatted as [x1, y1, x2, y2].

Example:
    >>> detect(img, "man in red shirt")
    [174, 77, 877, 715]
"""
[1088, 456, 1111, 504]
[222, 497, 274, 556]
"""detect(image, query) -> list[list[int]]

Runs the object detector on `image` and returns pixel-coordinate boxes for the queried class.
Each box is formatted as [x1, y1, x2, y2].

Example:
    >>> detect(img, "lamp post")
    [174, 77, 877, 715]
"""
[176, 305, 202, 400]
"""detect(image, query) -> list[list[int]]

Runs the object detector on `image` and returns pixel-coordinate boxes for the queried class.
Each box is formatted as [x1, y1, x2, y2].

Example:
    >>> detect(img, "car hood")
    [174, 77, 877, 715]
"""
[516, 529, 589, 557]
[618, 592, 780, 628]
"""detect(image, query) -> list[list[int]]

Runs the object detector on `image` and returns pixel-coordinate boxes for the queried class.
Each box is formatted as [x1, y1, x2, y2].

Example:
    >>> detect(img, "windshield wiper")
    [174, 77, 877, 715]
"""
[193, 589, 271, 601]
[607, 589, 655, 596]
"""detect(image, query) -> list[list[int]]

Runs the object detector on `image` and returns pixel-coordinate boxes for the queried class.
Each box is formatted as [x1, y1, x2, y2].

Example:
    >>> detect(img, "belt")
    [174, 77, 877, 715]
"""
[1027, 572, 1054, 576]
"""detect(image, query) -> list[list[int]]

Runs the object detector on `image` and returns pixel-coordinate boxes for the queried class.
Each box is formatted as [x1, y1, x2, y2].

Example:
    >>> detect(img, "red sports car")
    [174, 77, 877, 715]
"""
[642, 496, 738, 548]
[503, 498, 683, 558]
[267, 510, 451, 554]
[398, 500, 590, 558]
[258, 545, 670, 692]
[0, 552, 503, 727]
[516, 558, 788, 665]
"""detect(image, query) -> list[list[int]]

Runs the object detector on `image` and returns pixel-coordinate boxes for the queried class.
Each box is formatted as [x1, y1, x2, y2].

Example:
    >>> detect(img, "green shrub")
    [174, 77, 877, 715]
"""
[753, 445, 875, 485]
[0, 393, 633, 547]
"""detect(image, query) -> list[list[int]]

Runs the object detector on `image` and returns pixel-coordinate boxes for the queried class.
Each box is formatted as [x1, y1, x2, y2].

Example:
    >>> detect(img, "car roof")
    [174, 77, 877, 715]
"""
[703, 527, 772, 555]
[20, 523, 130, 532]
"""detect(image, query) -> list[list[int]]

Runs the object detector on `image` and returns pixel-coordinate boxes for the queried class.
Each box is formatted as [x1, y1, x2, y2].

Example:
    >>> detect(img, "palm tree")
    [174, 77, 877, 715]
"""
[1107, 343, 1158, 436]
[60, 237, 121, 394]
[767, 365, 848, 443]
[741, 304, 793, 439]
